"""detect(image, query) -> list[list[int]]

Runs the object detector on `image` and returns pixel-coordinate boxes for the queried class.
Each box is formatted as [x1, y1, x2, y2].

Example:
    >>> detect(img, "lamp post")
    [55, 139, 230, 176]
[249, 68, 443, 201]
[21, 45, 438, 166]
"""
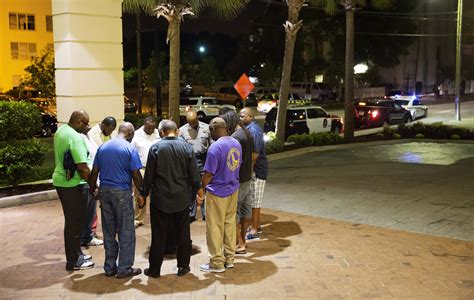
[454, 0, 463, 121]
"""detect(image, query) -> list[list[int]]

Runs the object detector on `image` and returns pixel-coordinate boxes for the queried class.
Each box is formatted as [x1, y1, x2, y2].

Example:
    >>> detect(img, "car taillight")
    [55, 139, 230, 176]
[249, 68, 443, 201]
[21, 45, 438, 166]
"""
[371, 110, 379, 118]
[271, 100, 277, 107]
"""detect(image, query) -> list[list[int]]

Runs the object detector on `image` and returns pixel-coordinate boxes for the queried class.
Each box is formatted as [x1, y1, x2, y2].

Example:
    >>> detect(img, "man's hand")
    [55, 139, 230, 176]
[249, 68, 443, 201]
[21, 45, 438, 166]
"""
[137, 195, 146, 209]
[196, 188, 205, 205]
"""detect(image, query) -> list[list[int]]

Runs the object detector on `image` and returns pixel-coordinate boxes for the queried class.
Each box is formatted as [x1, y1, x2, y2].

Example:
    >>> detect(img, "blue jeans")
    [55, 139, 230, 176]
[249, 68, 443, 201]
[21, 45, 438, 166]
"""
[99, 186, 136, 275]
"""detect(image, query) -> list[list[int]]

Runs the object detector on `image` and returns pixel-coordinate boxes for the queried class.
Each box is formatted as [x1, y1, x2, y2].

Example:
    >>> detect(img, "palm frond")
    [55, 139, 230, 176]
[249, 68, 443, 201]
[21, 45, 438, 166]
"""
[122, 0, 158, 14]
[194, 0, 249, 20]
[311, 0, 338, 16]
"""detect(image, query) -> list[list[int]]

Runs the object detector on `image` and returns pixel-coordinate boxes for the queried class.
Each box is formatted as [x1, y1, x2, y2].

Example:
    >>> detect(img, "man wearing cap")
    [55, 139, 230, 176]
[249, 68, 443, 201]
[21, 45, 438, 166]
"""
[198, 117, 242, 273]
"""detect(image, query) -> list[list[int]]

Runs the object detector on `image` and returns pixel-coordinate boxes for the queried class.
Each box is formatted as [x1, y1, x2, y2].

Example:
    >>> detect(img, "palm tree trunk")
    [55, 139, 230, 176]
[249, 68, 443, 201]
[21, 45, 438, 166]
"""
[344, 7, 355, 142]
[155, 30, 162, 116]
[136, 13, 142, 114]
[168, 17, 181, 123]
[275, 0, 304, 141]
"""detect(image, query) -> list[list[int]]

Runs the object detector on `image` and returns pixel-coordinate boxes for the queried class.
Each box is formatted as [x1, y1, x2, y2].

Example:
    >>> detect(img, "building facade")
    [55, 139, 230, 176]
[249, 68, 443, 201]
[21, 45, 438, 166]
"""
[0, 0, 53, 93]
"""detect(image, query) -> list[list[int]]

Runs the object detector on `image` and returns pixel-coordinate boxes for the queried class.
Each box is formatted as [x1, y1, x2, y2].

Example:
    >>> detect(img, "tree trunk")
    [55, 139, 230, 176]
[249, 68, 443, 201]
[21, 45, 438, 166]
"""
[136, 13, 142, 114]
[168, 17, 181, 123]
[275, 0, 304, 141]
[343, 8, 355, 142]
[155, 30, 162, 117]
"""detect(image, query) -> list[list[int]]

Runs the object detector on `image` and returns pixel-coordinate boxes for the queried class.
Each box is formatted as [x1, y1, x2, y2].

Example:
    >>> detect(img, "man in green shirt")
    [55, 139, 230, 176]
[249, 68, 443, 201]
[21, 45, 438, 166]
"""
[53, 110, 94, 271]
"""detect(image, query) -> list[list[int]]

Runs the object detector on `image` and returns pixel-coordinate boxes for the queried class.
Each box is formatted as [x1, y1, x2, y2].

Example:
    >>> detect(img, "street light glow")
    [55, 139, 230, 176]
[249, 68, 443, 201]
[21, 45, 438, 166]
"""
[199, 46, 206, 53]
[354, 63, 368, 74]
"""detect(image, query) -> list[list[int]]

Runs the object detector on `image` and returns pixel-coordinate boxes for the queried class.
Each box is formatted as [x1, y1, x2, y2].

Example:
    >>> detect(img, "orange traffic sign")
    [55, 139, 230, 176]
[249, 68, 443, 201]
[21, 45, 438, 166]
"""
[233, 73, 254, 101]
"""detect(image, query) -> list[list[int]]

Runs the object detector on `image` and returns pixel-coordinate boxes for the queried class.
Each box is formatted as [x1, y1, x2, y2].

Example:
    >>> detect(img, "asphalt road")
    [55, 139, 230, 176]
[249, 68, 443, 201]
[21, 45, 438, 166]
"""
[264, 140, 474, 241]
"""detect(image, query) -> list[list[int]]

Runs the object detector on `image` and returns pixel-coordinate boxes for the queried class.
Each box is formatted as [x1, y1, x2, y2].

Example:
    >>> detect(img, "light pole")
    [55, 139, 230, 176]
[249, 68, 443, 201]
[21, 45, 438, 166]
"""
[454, 0, 463, 121]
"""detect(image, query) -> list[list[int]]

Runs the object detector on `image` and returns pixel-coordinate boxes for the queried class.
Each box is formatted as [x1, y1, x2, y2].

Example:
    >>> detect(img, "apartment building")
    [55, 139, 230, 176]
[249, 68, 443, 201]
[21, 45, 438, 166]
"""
[0, 0, 53, 93]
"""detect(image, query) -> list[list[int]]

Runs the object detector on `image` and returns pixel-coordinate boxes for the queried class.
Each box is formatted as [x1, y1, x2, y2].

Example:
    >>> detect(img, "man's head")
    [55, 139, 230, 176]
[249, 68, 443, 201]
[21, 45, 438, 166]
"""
[158, 119, 178, 138]
[186, 111, 199, 129]
[100, 116, 117, 137]
[208, 117, 228, 140]
[218, 106, 233, 116]
[143, 115, 157, 135]
[118, 122, 135, 142]
[68, 110, 90, 133]
[239, 107, 255, 126]
[220, 110, 240, 134]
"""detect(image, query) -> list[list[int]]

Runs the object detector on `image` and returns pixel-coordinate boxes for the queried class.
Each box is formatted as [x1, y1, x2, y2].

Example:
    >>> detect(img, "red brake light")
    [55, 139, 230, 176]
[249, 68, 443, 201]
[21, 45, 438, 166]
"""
[371, 110, 379, 118]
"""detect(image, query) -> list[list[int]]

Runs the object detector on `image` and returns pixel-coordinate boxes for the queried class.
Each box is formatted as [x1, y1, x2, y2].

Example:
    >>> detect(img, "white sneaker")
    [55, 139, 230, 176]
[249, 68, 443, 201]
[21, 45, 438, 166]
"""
[200, 263, 225, 273]
[134, 220, 143, 228]
[84, 254, 92, 260]
[73, 260, 94, 270]
[224, 263, 234, 269]
[87, 237, 103, 246]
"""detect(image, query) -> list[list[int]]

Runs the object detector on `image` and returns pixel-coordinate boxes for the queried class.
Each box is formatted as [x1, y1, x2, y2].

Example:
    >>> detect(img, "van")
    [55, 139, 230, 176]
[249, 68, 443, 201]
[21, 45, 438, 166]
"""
[290, 82, 330, 102]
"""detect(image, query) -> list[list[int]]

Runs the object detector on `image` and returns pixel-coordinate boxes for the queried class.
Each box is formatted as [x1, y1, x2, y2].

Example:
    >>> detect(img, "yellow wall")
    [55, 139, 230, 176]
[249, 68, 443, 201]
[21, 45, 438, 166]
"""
[0, 0, 53, 93]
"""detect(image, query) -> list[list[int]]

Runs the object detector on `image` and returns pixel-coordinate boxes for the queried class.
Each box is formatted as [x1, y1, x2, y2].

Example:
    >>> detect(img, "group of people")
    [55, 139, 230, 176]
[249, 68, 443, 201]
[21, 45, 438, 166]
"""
[53, 107, 268, 278]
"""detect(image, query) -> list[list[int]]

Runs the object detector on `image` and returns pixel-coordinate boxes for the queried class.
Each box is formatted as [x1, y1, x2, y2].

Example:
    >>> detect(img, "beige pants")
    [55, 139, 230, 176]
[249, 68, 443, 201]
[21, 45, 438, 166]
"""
[133, 168, 147, 223]
[205, 190, 238, 269]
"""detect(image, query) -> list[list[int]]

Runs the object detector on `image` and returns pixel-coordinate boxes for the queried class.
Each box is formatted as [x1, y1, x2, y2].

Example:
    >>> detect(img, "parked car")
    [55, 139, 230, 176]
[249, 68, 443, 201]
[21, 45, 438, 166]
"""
[40, 113, 58, 137]
[204, 87, 243, 107]
[384, 90, 416, 101]
[354, 99, 411, 128]
[264, 105, 343, 139]
[179, 96, 235, 119]
[393, 98, 428, 120]
[253, 87, 278, 99]
[124, 96, 137, 113]
[257, 93, 310, 113]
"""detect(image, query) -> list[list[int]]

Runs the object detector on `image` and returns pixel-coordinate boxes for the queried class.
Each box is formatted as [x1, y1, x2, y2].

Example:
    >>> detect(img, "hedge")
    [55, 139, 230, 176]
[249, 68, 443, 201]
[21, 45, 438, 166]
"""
[0, 101, 42, 141]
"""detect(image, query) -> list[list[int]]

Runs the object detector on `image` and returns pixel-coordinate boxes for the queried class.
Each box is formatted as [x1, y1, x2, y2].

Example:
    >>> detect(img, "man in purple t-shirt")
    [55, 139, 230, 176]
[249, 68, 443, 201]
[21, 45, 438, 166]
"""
[198, 117, 242, 273]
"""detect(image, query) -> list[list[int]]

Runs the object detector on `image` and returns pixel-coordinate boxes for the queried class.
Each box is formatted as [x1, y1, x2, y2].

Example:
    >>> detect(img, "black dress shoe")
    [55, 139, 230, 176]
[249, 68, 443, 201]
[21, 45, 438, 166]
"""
[116, 268, 142, 279]
[105, 269, 118, 277]
[144, 268, 160, 278]
[177, 266, 191, 276]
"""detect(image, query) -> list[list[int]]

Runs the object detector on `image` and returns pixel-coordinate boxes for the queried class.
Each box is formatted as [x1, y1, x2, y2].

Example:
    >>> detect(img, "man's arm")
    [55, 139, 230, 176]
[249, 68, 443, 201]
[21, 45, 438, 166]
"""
[132, 169, 145, 208]
[197, 171, 213, 205]
[89, 165, 99, 195]
[141, 148, 156, 198]
[251, 152, 259, 170]
[76, 163, 91, 182]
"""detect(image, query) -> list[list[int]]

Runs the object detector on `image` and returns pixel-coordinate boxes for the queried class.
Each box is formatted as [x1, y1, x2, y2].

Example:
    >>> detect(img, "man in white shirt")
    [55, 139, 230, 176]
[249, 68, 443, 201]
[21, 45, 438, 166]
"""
[131, 116, 160, 227]
[87, 116, 117, 147]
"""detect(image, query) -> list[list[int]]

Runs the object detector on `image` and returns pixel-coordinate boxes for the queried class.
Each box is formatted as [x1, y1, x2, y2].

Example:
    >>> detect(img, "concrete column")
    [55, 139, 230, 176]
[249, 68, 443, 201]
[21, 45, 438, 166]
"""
[52, 0, 123, 125]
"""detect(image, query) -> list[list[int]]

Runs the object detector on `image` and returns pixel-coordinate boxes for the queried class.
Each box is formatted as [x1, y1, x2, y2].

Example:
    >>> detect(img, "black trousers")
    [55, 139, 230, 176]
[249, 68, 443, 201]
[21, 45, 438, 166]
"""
[149, 205, 191, 275]
[56, 184, 88, 268]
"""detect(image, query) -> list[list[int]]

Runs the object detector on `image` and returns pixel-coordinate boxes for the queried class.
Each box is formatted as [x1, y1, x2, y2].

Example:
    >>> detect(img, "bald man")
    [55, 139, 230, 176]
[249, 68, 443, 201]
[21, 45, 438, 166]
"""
[53, 110, 95, 271]
[240, 108, 268, 240]
[90, 122, 144, 278]
[178, 110, 212, 221]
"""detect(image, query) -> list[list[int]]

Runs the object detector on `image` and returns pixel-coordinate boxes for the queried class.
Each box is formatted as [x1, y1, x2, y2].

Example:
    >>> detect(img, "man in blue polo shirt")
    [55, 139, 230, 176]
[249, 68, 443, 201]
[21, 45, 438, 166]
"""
[89, 122, 144, 279]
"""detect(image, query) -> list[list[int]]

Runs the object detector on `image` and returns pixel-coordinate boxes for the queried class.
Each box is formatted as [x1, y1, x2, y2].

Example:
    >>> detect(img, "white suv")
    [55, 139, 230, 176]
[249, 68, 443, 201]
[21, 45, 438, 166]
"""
[179, 96, 235, 119]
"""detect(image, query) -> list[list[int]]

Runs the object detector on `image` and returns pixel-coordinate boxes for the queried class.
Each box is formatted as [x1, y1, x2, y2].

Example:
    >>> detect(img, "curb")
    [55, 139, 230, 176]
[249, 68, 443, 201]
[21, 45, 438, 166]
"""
[0, 189, 57, 209]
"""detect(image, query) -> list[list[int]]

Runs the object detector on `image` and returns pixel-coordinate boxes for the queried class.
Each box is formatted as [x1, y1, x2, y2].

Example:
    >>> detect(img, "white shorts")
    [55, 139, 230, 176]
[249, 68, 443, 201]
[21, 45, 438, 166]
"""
[250, 174, 266, 208]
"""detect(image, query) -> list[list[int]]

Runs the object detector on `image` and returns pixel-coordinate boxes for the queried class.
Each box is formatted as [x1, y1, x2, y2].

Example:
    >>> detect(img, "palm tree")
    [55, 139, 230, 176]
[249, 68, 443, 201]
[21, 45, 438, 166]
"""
[123, 0, 248, 123]
[275, 0, 392, 142]
[275, 0, 336, 141]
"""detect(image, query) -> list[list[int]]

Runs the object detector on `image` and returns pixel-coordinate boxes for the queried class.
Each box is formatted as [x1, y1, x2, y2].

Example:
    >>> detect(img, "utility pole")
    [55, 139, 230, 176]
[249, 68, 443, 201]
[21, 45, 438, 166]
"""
[136, 13, 142, 114]
[454, 0, 463, 121]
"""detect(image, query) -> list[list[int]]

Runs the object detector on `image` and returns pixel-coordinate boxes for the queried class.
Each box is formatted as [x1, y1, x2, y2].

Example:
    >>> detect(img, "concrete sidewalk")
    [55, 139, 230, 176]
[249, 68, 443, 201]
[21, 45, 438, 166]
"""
[0, 200, 473, 299]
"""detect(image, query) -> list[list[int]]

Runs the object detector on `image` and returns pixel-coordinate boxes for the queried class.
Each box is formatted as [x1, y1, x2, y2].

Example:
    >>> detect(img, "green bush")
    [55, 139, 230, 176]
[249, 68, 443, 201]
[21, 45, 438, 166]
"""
[374, 133, 385, 139]
[0, 139, 47, 187]
[392, 133, 401, 139]
[288, 132, 343, 146]
[265, 138, 284, 154]
[382, 124, 394, 138]
[397, 122, 474, 140]
[0, 101, 42, 141]
[415, 133, 425, 139]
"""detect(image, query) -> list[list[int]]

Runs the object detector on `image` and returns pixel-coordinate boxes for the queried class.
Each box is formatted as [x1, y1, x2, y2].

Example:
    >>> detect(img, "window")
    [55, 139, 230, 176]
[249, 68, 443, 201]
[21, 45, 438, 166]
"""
[8, 13, 35, 30]
[46, 15, 53, 31]
[287, 109, 306, 121]
[307, 108, 328, 119]
[10, 42, 37, 59]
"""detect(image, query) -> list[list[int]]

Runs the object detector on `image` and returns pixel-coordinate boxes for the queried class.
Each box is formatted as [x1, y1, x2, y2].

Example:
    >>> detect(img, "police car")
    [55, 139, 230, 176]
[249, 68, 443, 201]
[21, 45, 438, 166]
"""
[264, 105, 343, 139]
[393, 98, 428, 120]
[179, 96, 235, 119]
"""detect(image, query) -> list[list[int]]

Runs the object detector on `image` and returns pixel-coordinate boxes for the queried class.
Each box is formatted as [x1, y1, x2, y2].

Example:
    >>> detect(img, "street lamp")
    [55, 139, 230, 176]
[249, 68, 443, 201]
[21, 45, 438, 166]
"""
[198, 45, 206, 54]
[454, 0, 463, 121]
